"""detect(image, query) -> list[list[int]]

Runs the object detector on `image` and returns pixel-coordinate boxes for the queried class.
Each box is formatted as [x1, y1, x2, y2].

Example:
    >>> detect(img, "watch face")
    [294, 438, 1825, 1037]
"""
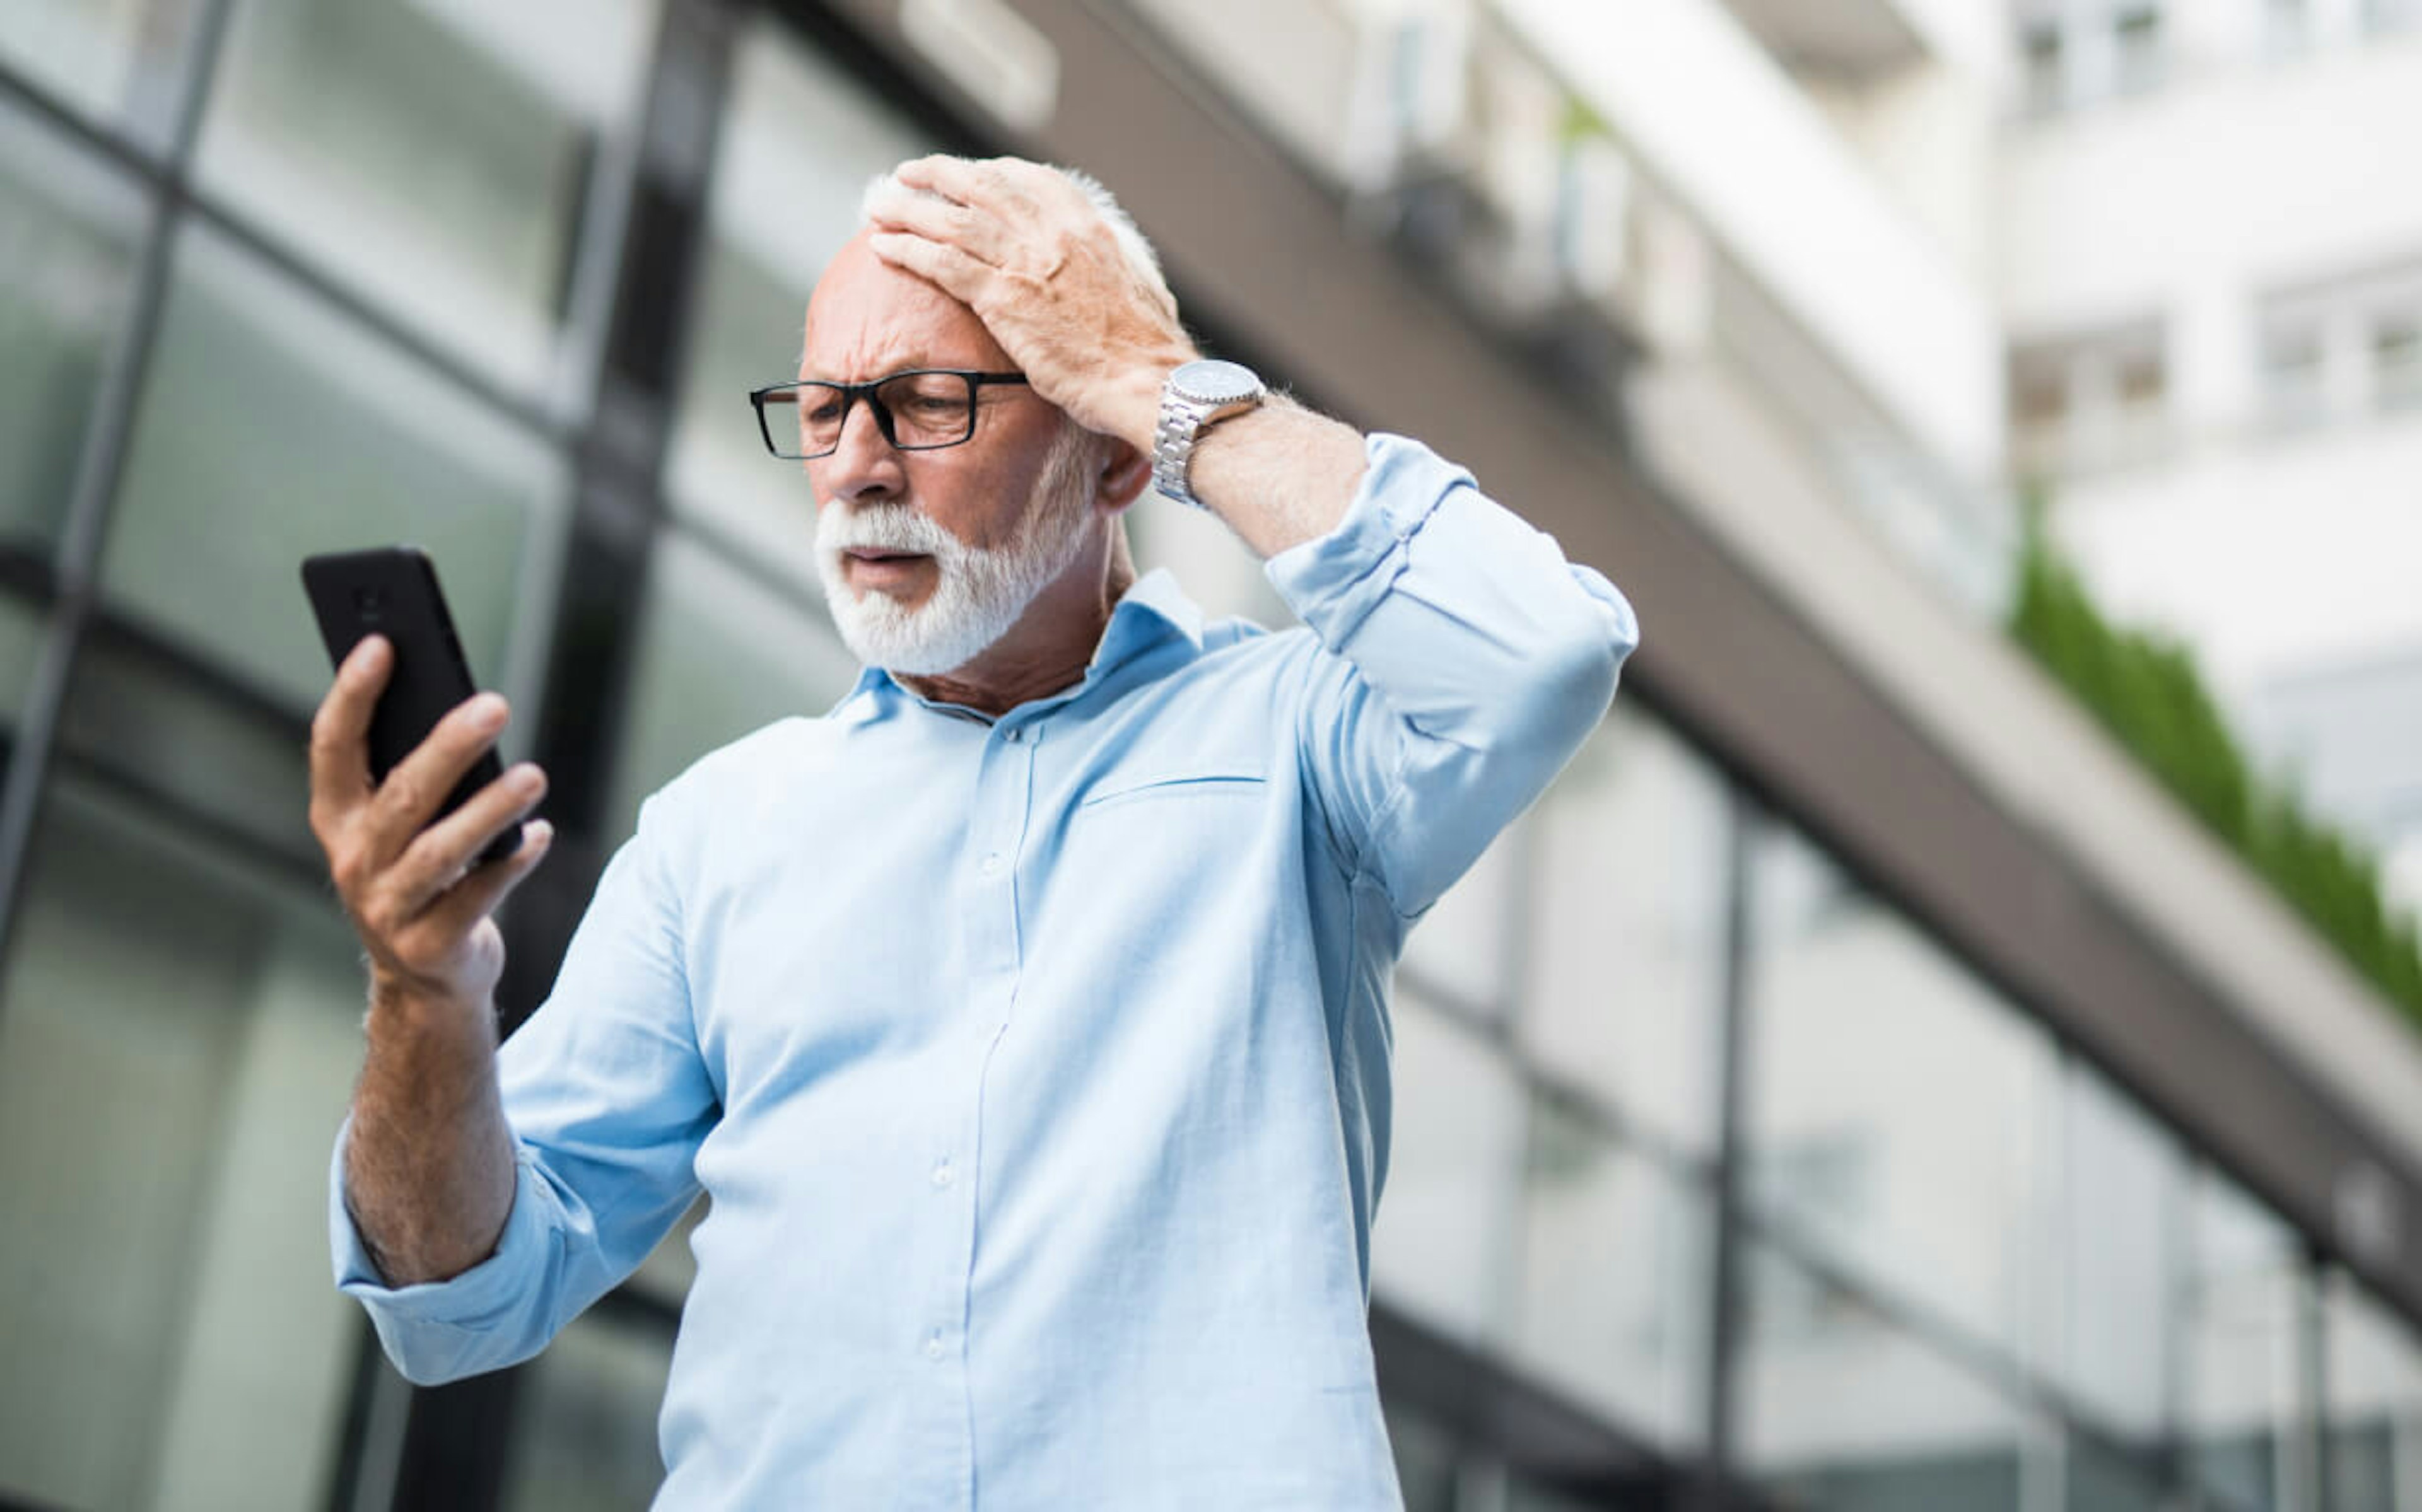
[1172, 359, 1264, 406]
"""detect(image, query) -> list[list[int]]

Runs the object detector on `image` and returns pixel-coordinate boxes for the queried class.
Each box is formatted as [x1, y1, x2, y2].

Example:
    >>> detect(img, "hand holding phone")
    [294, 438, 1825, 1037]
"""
[303, 547, 552, 1010]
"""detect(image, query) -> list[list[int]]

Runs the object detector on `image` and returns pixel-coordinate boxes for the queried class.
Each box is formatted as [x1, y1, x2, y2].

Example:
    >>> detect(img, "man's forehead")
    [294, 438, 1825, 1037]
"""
[800, 236, 1005, 376]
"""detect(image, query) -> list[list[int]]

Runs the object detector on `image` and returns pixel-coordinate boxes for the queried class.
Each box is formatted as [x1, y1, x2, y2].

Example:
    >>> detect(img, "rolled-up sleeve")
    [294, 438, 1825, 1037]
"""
[329, 788, 717, 1384]
[1268, 432, 1638, 916]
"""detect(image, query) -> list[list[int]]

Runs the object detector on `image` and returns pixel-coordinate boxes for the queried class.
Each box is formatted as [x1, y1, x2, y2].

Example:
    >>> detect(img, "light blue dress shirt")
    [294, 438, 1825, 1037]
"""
[332, 433, 1637, 1509]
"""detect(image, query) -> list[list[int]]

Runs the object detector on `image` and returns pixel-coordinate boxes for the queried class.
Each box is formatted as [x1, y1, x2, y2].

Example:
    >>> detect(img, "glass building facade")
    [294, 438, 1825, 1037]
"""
[0, 3, 2417, 1509]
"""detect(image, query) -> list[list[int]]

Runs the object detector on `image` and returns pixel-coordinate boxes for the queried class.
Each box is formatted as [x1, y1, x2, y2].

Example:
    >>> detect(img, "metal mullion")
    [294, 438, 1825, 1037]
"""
[1691, 785, 1755, 1510]
[2303, 1252, 2332, 1512]
[363, 3, 739, 1508]
[0, 0, 240, 988]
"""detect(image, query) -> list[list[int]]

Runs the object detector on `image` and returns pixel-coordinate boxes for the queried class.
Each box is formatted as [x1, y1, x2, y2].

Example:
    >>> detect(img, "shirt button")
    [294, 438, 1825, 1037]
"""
[925, 1332, 946, 1361]
[980, 852, 1005, 878]
[931, 1158, 955, 1188]
[1003, 726, 1022, 743]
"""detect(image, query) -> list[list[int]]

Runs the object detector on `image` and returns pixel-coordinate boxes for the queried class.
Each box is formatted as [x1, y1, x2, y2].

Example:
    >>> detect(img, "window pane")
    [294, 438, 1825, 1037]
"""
[1744, 823, 2056, 1361]
[194, 0, 658, 394]
[2058, 1062, 2182, 1438]
[1383, 1399, 1461, 1512]
[1516, 705, 1729, 1155]
[0, 98, 146, 557]
[1503, 1091, 1711, 1450]
[0, 591, 45, 731]
[2066, 1432, 2168, 1511]
[1373, 991, 1523, 1342]
[496, 1299, 676, 1512]
[1400, 819, 1518, 1018]
[0, 776, 367, 1510]
[57, 621, 315, 861]
[1739, 1243, 2036, 1512]
[103, 224, 565, 716]
[665, 16, 935, 597]
[2323, 1271, 2422, 1512]
[606, 530, 858, 843]
[0, 0, 202, 148]
[2185, 1171, 2311, 1511]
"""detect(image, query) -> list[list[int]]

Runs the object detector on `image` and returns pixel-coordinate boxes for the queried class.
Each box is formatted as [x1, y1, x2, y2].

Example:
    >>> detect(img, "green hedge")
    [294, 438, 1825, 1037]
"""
[2010, 511, 2422, 1024]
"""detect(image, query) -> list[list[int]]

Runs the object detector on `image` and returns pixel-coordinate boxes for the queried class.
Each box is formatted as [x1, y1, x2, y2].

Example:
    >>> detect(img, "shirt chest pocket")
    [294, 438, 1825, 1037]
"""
[1075, 764, 1268, 813]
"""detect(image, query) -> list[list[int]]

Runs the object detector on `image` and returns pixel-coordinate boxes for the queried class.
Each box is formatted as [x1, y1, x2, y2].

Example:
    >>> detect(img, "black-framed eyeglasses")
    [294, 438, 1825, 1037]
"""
[748, 369, 1030, 460]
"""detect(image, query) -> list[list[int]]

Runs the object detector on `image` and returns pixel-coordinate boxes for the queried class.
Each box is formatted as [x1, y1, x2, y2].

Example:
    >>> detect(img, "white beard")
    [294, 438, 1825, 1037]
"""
[815, 427, 1096, 677]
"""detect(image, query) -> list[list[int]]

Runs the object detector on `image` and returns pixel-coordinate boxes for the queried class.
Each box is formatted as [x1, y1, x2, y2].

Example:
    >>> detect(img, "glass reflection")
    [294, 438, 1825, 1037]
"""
[194, 0, 658, 394]
[103, 223, 563, 716]
[1372, 991, 1523, 1343]
[1744, 820, 2056, 1359]
[0, 98, 144, 557]
[1505, 1090, 1710, 1450]
[0, 0, 202, 148]
[0, 776, 367, 1509]
[1517, 704, 1729, 1155]
[666, 16, 934, 596]
[1739, 1243, 2037, 1512]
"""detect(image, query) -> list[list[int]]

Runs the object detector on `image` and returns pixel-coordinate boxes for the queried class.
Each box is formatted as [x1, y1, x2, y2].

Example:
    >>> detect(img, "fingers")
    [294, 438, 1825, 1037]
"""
[416, 817, 554, 943]
[869, 230, 996, 305]
[356, 691, 513, 864]
[894, 154, 999, 211]
[866, 184, 1010, 269]
[385, 761, 549, 920]
[308, 635, 390, 839]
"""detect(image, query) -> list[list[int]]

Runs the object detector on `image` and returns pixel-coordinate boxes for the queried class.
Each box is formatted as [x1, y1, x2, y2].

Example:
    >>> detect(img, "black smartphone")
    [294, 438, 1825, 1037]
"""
[301, 547, 526, 868]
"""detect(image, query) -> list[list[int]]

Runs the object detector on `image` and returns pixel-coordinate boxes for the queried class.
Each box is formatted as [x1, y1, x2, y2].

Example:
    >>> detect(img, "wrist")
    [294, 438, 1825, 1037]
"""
[1111, 348, 1197, 453]
[368, 969, 490, 1033]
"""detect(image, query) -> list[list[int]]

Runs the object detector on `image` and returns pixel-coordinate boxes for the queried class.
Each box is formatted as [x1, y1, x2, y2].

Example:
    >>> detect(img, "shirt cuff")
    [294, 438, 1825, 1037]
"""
[328, 1113, 551, 1330]
[1264, 433, 1469, 648]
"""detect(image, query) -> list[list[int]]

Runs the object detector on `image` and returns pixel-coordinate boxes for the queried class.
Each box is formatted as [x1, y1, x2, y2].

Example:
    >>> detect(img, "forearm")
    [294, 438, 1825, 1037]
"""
[1183, 398, 1370, 560]
[342, 980, 518, 1286]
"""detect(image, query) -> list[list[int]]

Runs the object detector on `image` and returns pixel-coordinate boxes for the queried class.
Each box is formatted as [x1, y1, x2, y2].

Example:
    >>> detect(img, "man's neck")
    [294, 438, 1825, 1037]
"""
[892, 543, 1137, 719]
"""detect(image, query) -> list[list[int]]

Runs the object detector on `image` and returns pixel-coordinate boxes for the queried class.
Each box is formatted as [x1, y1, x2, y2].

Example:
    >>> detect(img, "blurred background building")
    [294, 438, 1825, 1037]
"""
[0, 1, 2418, 1509]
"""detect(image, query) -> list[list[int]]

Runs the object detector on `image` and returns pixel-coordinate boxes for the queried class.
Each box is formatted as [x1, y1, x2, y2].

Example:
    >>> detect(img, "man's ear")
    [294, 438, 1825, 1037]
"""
[1094, 437, 1154, 516]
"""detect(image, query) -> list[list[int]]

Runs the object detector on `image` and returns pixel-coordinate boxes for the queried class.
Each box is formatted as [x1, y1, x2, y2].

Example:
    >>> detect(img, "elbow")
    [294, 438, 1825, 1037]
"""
[1524, 588, 1633, 757]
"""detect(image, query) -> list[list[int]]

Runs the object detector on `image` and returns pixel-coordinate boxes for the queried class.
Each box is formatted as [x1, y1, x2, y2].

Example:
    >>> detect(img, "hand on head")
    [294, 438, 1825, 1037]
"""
[863, 156, 1198, 456]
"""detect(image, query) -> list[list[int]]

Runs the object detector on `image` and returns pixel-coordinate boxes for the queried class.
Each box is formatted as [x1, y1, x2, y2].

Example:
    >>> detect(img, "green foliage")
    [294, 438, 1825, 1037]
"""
[2010, 504, 2422, 1026]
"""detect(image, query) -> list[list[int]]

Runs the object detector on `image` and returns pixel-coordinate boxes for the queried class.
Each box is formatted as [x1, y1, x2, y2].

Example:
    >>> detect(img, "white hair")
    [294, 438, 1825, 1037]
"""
[860, 161, 1176, 318]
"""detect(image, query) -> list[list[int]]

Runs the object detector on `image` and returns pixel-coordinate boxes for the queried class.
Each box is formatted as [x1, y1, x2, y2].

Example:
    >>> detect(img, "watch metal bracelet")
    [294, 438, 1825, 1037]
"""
[1152, 393, 1214, 508]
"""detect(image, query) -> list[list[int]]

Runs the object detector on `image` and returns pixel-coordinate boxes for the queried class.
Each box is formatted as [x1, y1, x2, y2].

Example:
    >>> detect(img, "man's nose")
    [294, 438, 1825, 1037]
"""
[811, 395, 904, 504]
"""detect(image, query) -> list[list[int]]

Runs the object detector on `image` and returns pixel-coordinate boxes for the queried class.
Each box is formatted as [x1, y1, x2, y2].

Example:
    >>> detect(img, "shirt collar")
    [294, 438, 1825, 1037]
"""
[830, 569, 1205, 720]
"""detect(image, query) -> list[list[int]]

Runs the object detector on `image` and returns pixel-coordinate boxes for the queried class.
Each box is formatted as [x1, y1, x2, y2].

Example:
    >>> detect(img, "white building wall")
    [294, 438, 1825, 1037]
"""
[1495, 0, 2008, 482]
[2001, 32, 2422, 435]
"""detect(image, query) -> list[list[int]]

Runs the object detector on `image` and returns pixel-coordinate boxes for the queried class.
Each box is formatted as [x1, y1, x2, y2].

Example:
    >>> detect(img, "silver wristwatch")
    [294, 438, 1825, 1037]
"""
[1151, 359, 1267, 509]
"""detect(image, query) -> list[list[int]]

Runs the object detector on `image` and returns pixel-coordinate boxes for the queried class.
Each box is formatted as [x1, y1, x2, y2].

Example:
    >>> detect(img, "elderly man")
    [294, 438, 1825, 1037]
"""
[316, 156, 1636, 1508]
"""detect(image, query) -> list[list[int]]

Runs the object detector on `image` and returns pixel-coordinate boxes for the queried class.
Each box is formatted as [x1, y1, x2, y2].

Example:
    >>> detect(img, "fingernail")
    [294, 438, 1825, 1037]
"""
[471, 694, 508, 730]
[525, 819, 553, 847]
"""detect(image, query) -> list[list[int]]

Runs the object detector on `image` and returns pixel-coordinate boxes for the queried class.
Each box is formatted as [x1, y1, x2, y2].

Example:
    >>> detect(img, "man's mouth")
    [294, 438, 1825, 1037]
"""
[842, 549, 933, 592]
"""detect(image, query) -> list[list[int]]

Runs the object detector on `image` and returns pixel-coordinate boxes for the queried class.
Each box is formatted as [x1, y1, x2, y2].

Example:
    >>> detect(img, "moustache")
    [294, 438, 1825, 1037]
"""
[817, 504, 959, 558]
